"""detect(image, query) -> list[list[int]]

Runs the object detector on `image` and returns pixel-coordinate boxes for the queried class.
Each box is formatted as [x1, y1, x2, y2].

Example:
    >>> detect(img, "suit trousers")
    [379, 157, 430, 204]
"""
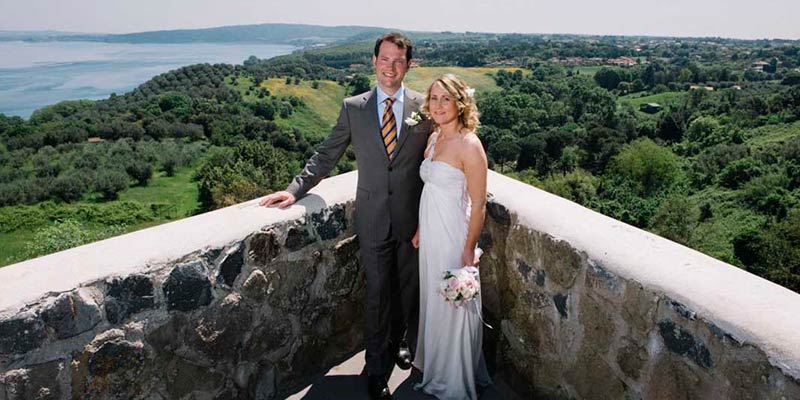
[360, 232, 419, 376]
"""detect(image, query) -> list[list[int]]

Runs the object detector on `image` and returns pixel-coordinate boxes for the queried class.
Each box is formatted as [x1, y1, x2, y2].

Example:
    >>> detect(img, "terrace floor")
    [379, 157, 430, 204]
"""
[286, 350, 518, 399]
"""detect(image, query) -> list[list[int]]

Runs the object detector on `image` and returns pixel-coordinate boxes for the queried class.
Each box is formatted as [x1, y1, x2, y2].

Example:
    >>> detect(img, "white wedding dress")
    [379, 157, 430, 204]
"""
[414, 132, 492, 400]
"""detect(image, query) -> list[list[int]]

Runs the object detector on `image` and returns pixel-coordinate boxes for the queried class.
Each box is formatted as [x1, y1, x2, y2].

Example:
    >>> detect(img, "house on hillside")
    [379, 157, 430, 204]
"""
[609, 56, 638, 67]
[752, 61, 770, 72]
[639, 103, 663, 114]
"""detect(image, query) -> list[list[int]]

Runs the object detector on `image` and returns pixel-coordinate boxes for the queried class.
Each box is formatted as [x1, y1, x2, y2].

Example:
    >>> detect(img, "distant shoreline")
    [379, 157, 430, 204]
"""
[0, 41, 297, 118]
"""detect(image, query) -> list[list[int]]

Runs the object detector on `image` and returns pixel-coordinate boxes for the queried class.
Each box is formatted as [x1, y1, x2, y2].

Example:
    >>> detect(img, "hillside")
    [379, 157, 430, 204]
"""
[1, 33, 799, 293]
[0, 24, 390, 45]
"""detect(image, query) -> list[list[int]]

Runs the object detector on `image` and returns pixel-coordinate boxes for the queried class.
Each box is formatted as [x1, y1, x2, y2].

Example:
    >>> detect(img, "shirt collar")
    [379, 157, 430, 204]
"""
[377, 84, 405, 105]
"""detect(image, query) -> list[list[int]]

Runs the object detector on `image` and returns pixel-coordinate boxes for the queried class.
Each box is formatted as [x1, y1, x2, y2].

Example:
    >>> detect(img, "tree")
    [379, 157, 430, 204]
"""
[766, 58, 779, 74]
[349, 74, 371, 95]
[733, 209, 800, 293]
[657, 112, 686, 142]
[488, 135, 520, 173]
[607, 138, 680, 196]
[579, 125, 626, 174]
[252, 101, 276, 120]
[650, 195, 698, 245]
[158, 93, 190, 113]
[51, 172, 87, 203]
[781, 71, 800, 86]
[158, 142, 181, 177]
[594, 68, 622, 90]
[557, 145, 582, 173]
[717, 157, 763, 189]
[126, 160, 153, 186]
[196, 141, 292, 210]
[95, 169, 129, 200]
[543, 169, 598, 204]
[686, 116, 727, 149]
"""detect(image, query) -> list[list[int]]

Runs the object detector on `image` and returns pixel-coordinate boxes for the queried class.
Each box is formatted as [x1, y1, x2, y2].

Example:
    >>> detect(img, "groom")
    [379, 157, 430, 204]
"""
[259, 32, 431, 399]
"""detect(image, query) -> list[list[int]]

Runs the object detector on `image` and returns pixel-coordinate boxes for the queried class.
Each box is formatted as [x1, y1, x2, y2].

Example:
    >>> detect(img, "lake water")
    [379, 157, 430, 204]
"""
[0, 41, 297, 118]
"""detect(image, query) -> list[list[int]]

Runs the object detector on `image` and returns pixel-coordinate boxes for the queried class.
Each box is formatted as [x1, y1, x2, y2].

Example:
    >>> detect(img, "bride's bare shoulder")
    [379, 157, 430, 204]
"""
[457, 131, 487, 169]
[460, 131, 484, 152]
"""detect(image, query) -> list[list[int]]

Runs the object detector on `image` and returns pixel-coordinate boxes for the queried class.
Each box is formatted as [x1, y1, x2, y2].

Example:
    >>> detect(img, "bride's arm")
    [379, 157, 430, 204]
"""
[461, 134, 488, 266]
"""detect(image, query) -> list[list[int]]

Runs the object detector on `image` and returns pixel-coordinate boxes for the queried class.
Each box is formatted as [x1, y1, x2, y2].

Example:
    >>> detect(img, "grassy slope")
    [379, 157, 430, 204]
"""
[685, 188, 765, 264]
[401, 66, 516, 93]
[0, 166, 200, 267]
[235, 67, 511, 140]
[118, 167, 200, 217]
[742, 120, 800, 150]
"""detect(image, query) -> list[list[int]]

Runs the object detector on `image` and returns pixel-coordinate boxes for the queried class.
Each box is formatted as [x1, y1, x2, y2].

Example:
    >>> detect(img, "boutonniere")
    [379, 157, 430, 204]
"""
[405, 111, 422, 126]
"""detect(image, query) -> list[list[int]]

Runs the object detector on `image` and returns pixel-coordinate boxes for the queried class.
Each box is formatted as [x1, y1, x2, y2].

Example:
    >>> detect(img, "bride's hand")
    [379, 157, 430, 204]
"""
[461, 248, 479, 267]
[411, 229, 420, 249]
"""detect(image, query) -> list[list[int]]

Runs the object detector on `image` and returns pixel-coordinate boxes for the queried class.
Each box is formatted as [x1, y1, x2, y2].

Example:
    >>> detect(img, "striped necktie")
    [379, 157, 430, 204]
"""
[381, 97, 397, 159]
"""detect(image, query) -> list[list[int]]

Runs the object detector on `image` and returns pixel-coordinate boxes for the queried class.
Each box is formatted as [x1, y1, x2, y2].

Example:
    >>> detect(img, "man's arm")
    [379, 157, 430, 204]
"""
[260, 101, 352, 208]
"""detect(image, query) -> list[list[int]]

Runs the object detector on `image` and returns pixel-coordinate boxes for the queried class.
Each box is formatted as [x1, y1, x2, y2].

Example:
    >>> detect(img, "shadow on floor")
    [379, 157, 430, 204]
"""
[285, 350, 512, 399]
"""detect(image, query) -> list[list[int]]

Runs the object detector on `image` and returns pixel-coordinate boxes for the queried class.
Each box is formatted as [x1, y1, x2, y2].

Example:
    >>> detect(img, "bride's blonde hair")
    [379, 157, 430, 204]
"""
[421, 74, 480, 132]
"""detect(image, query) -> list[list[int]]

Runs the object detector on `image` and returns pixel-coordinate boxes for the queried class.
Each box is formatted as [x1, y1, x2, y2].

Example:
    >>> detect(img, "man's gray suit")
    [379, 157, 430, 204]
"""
[286, 87, 432, 375]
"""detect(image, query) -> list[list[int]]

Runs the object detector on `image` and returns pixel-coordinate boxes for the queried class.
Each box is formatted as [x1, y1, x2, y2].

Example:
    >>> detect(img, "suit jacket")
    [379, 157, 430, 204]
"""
[286, 87, 433, 242]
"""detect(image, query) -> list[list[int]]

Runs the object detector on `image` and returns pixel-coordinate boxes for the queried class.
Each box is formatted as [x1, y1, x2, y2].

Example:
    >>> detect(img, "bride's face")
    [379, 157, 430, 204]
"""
[428, 83, 459, 126]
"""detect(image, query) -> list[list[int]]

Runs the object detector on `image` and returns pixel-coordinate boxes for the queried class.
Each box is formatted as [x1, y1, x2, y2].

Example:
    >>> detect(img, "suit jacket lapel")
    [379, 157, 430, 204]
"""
[390, 91, 418, 165]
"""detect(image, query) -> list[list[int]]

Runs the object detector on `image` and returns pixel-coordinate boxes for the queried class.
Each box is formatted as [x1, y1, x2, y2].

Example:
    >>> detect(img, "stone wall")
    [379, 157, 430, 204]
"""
[0, 174, 364, 399]
[3, 170, 800, 400]
[478, 172, 800, 399]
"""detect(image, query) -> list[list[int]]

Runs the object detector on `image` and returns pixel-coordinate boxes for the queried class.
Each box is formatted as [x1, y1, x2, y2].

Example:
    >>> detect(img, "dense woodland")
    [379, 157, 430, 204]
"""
[1, 33, 798, 293]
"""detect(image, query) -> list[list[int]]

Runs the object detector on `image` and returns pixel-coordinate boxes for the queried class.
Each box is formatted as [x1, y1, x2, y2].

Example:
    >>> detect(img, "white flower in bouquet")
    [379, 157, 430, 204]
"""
[438, 249, 483, 308]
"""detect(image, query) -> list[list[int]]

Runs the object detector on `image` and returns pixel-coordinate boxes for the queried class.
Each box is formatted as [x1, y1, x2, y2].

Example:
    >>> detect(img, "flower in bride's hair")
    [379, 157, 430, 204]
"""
[465, 87, 475, 98]
[405, 111, 422, 126]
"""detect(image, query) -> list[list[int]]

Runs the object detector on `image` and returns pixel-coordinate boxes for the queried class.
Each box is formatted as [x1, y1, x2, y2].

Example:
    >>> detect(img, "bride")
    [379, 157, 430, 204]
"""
[412, 74, 492, 399]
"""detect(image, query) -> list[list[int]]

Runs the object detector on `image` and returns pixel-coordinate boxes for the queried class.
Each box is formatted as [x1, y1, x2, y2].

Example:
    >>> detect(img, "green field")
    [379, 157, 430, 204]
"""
[400, 66, 516, 94]
[119, 167, 200, 217]
[0, 166, 200, 267]
[575, 66, 604, 76]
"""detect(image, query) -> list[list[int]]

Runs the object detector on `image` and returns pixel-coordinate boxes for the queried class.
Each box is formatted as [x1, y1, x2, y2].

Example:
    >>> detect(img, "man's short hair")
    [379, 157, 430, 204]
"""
[374, 32, 413, 61]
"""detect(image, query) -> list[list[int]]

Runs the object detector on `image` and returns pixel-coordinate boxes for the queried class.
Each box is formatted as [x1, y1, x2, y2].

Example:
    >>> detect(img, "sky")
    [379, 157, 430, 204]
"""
[0, 0, 798, 40]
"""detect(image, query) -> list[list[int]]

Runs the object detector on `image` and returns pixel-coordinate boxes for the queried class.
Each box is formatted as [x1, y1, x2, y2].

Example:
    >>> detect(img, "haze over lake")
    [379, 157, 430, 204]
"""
[0, 41, 297, 118]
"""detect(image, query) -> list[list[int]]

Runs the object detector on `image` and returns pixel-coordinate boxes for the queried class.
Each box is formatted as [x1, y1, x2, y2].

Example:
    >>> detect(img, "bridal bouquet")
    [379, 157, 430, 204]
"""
[438, 249, 483, 308]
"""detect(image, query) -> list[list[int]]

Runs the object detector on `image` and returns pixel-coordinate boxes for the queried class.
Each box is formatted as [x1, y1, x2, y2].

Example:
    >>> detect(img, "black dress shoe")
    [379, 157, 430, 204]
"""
[395, 345, 412, 370]
[368, 375, 392, 399]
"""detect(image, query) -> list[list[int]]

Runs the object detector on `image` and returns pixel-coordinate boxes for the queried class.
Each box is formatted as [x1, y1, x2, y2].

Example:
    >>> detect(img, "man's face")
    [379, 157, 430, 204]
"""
[372, 41, 409, 94]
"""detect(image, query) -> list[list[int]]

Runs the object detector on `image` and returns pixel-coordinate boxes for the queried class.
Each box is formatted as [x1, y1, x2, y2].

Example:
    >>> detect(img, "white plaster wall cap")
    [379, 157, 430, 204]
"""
[486, 170, 800, 380]
[0, 171, 358, 314]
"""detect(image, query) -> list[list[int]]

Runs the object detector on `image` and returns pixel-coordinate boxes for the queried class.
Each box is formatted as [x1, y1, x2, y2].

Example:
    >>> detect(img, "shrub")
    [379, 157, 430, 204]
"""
[542, 169, 598, 205]
[717, 157, 764, 189]
[650, 195, 698, 245]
